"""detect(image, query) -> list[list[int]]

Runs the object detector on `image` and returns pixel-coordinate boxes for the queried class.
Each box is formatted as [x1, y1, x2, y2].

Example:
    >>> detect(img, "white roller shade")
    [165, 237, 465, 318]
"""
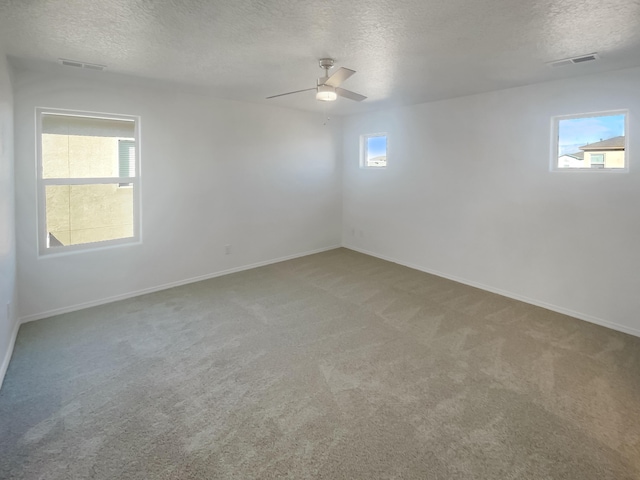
[42, 114, 135, 138]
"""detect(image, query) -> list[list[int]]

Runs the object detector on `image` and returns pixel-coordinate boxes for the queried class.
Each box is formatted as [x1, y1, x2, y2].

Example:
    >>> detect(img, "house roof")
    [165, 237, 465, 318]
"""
[563, 151, 585, 160]
[579, 136, 625, 151]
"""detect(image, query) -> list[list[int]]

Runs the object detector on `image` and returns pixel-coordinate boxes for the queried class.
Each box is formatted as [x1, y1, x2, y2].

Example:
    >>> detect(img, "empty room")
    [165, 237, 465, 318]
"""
[1, 0, 639, 478]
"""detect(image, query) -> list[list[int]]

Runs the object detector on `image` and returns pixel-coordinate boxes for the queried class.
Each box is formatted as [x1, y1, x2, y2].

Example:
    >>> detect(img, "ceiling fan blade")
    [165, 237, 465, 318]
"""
[324, 67, 356, 87]
[336, 87, 367, 102]
[266, 87, 316, 99]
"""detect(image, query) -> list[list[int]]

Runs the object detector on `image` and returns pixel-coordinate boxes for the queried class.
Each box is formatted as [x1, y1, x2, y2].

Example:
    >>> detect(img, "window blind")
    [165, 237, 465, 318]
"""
[42, 114, 135, 138]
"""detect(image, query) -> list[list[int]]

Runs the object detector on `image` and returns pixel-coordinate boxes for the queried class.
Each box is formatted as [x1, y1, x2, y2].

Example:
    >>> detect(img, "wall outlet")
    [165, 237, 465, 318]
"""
[225, 244, 232, 255]
[6, 302, 11, 320]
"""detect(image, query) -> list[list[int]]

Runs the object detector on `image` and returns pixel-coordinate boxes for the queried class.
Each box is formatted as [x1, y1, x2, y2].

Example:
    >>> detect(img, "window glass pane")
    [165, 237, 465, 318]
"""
[556, 113, 625, 169]
[45, 184, 134, 247]
[42, 134, 136, 179]
[42, 114, 136, 179]
[366, 135, 387, 167]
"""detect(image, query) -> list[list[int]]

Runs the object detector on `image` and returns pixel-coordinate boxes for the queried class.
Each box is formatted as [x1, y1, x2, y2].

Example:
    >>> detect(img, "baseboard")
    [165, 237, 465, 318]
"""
[343, 244, 640, 338]
[19, 245, 341, 325]
[0, 319, 20, 390]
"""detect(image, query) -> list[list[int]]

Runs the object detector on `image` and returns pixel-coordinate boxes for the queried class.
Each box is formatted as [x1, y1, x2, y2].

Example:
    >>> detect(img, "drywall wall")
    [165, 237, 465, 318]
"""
[0, 53, 17, 386]
[13, 60, 342, 320]
[342, 67, 640, 336]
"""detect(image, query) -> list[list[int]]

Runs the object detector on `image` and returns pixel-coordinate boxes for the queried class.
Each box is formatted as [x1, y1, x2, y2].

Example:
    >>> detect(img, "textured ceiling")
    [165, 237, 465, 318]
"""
[1, 0, 640, 115]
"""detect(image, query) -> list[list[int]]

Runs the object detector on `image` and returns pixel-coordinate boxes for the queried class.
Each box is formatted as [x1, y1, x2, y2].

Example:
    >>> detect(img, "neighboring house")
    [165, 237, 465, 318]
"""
[558, 151, 584, 168]
[578, 135, 625, 169]
[367, 155, 387, 167]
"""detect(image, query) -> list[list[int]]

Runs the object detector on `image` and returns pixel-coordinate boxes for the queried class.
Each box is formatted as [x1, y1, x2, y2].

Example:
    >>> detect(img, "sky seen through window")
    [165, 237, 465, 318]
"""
[367, 135, 387, 159]
[558, 114, 625, 156]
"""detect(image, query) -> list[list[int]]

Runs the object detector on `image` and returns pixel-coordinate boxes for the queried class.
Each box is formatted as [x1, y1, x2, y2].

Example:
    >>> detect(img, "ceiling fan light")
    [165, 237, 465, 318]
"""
[316, 85, 337, 102]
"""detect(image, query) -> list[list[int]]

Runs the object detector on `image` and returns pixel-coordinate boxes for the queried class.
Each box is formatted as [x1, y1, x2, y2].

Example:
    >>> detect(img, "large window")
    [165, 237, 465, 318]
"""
[360, 133, 387, 168]
[552, 110, 627, 171]
[37, 109, 140, 254]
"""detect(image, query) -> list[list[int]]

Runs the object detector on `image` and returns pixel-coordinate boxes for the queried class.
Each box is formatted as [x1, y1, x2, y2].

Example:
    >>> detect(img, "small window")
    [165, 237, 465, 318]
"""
[589, 153, 605, 169]
[37, 109, 141, 254]
[552, 110, 627, 171]
[118, 139, 135, 187]
[361, 133, 387, 168]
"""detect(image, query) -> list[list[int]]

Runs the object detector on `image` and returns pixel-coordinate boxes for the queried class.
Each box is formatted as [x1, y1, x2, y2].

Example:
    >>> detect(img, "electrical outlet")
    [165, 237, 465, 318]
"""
[6, 302, 11, 319]
[225, 244, 232, 255]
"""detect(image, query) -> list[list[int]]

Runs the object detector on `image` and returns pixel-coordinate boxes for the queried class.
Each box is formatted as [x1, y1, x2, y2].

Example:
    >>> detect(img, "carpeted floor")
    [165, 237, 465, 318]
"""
[1, 248, 639, 479]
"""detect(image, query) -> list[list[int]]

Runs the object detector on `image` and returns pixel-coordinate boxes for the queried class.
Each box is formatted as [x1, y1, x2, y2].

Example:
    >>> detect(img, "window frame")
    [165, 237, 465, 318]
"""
[550, 109, 629, 173]
[36, 107, 142, 256]
[360, 132, 388, 169]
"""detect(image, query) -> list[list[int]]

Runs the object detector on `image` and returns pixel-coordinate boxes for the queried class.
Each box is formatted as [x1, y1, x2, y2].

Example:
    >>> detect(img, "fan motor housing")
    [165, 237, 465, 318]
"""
[319, 58, 335, 69]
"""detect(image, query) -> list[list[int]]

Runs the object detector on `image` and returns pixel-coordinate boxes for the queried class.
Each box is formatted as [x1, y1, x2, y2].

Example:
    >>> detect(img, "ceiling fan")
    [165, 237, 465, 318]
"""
[266, 58, 367, 102]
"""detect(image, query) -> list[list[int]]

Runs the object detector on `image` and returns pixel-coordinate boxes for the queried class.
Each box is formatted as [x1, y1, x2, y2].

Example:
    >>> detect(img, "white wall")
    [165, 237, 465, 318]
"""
[10, 60, 640, 338]
[13, 62, 342, 321]
[342, 67, 640, 336]
[0, 53, 17, 386]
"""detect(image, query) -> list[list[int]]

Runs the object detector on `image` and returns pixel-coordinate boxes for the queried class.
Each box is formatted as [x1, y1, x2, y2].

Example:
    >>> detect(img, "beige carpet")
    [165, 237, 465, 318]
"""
[1, 248, 639, 479]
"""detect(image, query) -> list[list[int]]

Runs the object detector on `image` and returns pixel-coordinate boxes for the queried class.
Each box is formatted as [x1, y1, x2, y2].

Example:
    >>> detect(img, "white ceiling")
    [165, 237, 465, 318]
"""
[1, 0, 640, 115]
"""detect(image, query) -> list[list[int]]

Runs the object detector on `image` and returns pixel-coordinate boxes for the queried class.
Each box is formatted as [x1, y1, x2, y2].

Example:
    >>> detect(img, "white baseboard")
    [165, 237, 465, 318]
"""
[19, 245, 341, 325]
[0, 319, 20, 390]
[343, 244, 640, 338]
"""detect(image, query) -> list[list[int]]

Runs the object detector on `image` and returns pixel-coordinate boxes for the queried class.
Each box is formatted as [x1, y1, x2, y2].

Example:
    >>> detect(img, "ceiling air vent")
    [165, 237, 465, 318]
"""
[548, 53, 599, 68]
[58, 58, 107, 71]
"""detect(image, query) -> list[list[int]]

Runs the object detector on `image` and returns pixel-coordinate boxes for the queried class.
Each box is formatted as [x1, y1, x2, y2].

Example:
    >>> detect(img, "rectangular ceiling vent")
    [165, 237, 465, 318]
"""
[548, 53, 599, 68]
[58, 58, 107, 71]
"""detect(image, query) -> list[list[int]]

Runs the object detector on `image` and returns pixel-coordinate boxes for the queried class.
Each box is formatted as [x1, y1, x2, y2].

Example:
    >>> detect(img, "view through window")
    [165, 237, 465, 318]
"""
[38, 110, 140, 252]
[361, 133, 387, 168]
[554, 111, 626, 170]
